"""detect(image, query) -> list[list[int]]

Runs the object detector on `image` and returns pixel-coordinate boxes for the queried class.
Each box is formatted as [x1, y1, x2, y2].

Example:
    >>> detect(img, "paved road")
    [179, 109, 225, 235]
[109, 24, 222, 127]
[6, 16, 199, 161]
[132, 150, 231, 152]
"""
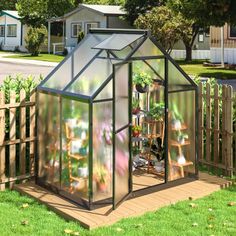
[0, 61, 55, 83]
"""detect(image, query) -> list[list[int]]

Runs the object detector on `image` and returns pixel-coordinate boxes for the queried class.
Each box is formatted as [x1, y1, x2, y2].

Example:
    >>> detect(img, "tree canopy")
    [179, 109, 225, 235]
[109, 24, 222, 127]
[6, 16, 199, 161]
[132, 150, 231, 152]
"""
[16, 0, 77, 26]
[0, 0, 17, 11]
[123, 0, 166, 26]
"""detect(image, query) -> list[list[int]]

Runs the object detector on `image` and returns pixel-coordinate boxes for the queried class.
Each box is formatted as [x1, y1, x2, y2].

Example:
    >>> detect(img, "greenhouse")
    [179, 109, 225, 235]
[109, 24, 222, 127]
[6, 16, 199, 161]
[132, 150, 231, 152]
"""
[36, 29, 198, 210]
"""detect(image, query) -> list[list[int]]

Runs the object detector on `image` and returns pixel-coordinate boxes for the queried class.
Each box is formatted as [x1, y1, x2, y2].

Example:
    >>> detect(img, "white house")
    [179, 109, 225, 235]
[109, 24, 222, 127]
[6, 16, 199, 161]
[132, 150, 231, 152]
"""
[0, 10, 27, 51]
[48, 4, 131, 53]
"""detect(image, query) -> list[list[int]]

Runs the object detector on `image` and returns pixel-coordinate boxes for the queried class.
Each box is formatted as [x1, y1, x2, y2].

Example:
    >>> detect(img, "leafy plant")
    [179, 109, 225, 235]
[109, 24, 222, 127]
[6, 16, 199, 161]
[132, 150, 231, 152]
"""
[132, 97, 140, 109]
[132, 125, 142, 132]
[133, 71, 153, 87]
[177, 131, 188, 140]
[77, 31, 84, 44]
[147, 102, 165, 121]
[171, 103, 183, 122]
[94, 166, 108, 184]
[25, 25, 47, 56]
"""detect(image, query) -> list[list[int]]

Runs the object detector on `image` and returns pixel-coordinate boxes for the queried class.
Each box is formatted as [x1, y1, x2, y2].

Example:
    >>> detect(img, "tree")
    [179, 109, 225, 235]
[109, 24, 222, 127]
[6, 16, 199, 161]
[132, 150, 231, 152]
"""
[135, 6, 185, 53]
[83, 0, 124, 5]
[25, 25, 47, 56]
[16, 0, 77, 27]
[123, 0, 166, 26]
[0, 0, 17, 11]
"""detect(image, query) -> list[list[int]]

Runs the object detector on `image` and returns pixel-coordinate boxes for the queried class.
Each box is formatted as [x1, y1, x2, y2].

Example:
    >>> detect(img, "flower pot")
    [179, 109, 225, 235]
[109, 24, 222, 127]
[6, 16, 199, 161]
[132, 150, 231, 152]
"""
[154, 162, 164, 172]
[177, 137, 185, 145]
[132, 107, 141, 115]
[177, 155, 186, 165]
[132, 130, 140, 137]
[135, 84, 148, 93]
[172, 120, 181, 130]
[98, 182, 107, 192]
[78, 167, 88, 178]
[79, 147, 87, 156]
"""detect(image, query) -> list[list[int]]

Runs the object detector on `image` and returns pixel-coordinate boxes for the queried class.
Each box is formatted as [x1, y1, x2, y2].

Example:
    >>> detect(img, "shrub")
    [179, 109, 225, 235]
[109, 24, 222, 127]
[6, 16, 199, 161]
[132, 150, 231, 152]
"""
[77, 31, 84, 44]
[25, 25, 47, 56]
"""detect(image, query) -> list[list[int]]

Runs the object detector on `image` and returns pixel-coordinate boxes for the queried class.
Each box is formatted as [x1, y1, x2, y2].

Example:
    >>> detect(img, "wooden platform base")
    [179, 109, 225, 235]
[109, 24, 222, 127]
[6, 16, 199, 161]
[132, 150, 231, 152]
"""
[14, 172, 232, 230]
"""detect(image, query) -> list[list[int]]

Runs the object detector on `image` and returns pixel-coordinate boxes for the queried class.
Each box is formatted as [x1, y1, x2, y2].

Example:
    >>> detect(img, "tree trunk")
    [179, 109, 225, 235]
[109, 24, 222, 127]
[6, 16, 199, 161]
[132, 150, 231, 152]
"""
[185, 44, 192, 62]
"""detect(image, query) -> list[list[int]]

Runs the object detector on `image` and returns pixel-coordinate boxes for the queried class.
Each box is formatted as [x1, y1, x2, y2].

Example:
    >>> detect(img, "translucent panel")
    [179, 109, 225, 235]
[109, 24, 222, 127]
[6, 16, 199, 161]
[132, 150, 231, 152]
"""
[168, 60, 192, 91]
[42, 57, 72, 90]
[66, 58, 112, 96]
[114, 128, 129, 206]
[37, 93, 60, 187]
[93, 34, 144, 51]
[168, 90, 196, 181]
[115, 63, 129, 130]
[61, 98, 89, 200]
[132, 38, 163, 58]
[93, 102, 113, 202]
[94, 79, 112, 100]
[42, 33, 111, 90]
[73, 34, 112, 76]
[133, 59, 165, 81]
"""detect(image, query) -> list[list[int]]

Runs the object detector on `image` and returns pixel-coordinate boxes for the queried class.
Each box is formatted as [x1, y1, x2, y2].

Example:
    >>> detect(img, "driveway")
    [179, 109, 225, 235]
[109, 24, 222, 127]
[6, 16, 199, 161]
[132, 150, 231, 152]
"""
[0, 61, 55, 84]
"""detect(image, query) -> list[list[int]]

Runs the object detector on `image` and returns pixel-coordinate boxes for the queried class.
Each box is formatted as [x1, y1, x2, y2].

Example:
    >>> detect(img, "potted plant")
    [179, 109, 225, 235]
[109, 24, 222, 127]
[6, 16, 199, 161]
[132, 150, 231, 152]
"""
[78, 161, 88, 178]
[132, 97, 141, 115]
[94, 166, 108, 192]
[132, 125, 142, 137]
[133, 71, 153, 93]
[171, 104, 183, 130]
[177, 132, 188, 144]
[146, 102, 165, 121]
[177, 154, 186, 165]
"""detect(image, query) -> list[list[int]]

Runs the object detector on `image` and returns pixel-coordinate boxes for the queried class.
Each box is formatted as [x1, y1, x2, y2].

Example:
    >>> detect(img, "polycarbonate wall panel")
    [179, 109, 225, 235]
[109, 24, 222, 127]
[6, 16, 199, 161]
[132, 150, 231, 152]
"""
[114, 128, 129, 206]
[73, 34, 112, 76]
[168, 60, 192, 91]
[66, 58, 112, 96]
[168, 90, 196, 181]
[94, 80, 112, 100]
[115, 63, 129, 130]
[37, 92, 60, 187]
[132, 38, 163, 58]
[92, 102, 113, 202]
[61, 98, 89, 200]
[42, 57, 72, 90]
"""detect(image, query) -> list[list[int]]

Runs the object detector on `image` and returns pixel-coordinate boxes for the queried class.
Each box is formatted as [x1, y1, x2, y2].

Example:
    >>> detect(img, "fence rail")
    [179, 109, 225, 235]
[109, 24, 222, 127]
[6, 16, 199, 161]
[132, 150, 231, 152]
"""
[0, 90, 36, 190]
[198, 82, 235, 176]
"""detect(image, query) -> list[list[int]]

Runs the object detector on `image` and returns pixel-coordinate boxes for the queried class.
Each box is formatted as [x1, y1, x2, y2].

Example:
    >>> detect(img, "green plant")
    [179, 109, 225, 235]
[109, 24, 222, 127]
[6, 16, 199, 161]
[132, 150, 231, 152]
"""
[132, 125, 142, 132]
[147, 102, 165, 121]
[177, 131, 188, 140]
[133, 71, 153, 87]
[132, 146, 140, 156]
[25, 25, 47, 56]
[132, 97, 140, 109]
[77, 31, 84, 44]
[171, 103, 183, 122]
[94, 166, 107, 184]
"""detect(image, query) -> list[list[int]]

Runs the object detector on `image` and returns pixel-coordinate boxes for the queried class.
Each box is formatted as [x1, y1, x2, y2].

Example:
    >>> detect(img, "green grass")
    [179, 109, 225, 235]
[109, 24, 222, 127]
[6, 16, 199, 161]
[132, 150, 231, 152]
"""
[5, 53, 65, 63]
[1, 185, 236, 235]
[178, 60, 236, 80]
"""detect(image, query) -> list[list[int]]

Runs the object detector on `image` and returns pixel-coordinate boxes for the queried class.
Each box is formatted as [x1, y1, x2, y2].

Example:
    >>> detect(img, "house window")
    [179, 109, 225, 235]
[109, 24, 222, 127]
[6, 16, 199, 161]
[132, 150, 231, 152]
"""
[7, 25, 17, 37]
[71, 23, 82, 38]
[85, 22, 99, 34]
[229, 25, 236, 38]
[198, 31, 204, 42]
[0, 25, 5, 37]
[205, 27, 210, 37]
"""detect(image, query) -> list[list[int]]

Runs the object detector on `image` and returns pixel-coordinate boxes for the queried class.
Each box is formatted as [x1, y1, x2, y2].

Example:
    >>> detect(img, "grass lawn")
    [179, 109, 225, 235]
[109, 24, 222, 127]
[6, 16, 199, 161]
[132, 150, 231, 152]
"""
[1, 185, 236, 236]
[178, 60, 236, 79]
[5, 53, 65, 63]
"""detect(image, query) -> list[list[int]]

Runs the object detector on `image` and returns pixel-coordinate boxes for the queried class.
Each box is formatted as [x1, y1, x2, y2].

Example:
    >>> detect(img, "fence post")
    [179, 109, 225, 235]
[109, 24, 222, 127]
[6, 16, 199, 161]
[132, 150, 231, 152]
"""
[30, 92, 36, 176]
[213, 84, 220, 166]
[9, 91, 16, 188]
[206, 83, 211, 166]
[222, 86, 227, 169]
[226, 86, 233, 177]
[0, 91, 5, 190]
[198, 83, 203, 162]
[20, 90, 26, 175]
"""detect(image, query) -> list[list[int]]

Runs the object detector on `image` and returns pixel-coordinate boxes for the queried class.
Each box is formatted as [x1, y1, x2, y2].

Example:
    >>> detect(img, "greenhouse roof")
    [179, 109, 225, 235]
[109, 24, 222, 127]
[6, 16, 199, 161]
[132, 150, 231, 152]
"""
[38, 28, 197, 101]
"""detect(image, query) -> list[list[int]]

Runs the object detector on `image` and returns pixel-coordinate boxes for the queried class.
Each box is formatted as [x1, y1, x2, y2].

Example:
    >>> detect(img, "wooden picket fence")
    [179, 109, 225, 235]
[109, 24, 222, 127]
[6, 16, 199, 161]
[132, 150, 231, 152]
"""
[0, 83, 235, 190]
[0, 90, 36, 190]
[198, 82, 236, 177]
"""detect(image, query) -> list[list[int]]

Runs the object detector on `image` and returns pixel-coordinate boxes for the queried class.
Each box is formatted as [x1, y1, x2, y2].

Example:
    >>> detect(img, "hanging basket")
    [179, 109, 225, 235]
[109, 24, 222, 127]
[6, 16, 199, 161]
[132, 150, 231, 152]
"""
[135, 84, 148, 93]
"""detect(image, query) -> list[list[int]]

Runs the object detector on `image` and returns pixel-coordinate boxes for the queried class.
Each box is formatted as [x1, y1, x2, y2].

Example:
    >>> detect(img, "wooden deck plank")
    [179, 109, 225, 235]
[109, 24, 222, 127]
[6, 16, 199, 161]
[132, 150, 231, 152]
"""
[14, 173, 232, 230]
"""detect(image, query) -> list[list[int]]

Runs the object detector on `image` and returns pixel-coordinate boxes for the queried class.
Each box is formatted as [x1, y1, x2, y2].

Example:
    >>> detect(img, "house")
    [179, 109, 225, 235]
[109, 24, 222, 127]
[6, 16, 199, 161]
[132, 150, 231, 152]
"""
[0, 10, 27, 51]
[47, 4, 131, 53]
[171, 29, 210, 60]
[210, 23, 236, 64]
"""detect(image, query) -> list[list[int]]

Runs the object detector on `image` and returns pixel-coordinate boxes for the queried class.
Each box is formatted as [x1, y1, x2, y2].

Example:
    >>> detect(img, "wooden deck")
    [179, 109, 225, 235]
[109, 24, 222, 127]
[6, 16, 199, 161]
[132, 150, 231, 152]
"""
[14, 172, 232, 230]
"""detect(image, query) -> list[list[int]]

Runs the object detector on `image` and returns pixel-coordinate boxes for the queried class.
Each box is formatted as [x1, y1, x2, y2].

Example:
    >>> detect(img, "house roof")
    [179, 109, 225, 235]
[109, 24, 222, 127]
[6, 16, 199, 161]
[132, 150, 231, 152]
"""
[0, 10, 21, 20]
[48, 4, 125, 22]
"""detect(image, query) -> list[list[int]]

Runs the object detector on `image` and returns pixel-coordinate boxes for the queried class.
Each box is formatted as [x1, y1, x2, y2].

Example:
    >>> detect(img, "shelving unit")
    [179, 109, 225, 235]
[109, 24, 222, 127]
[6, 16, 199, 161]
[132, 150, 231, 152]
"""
[65, 123, 88, 193]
